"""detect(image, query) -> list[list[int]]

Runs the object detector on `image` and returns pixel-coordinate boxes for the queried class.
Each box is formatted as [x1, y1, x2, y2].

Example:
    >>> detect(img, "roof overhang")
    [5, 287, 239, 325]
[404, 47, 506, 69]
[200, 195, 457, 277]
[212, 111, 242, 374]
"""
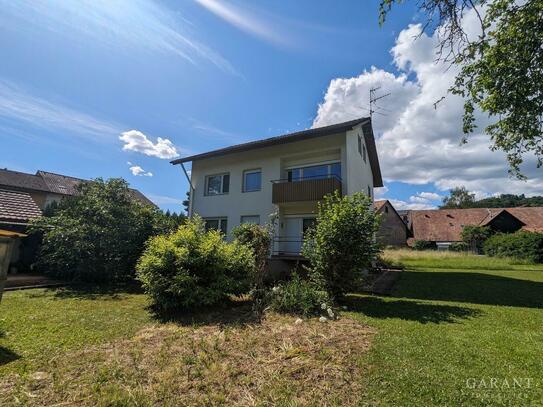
[171, 117, 383, 187]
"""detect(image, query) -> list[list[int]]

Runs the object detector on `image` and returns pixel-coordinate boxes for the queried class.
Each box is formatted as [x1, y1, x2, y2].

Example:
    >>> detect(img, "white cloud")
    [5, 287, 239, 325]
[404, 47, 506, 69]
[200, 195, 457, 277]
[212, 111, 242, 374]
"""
[374, 186, 389, 199]
[0, 80, 120, 141]
[120, 130, 178, 159]
[128, 163, 153, 177]
[147, 194, 184, 205]
[313, 9, 543, 198]
[418, 191, 442, 201]
[2, 0, 238, 75]
[195, 0, 290, 47]
[388, 198, 436, 211]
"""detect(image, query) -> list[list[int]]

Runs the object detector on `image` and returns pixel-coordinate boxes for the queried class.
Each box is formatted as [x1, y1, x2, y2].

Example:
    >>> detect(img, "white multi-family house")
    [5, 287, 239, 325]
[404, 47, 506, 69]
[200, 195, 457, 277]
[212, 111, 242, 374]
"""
[171, 117, 383, 257]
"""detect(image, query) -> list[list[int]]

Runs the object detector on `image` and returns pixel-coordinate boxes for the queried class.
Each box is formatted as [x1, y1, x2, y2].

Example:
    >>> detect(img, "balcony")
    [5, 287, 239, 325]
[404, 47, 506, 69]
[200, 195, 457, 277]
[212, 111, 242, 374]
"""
[272, 175, 342, 204]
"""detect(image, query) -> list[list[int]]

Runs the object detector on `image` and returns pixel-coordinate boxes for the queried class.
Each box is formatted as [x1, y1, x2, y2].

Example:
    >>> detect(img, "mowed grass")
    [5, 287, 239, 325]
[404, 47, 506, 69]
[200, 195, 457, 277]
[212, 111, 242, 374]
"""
[1, 251, 543, 405]
[0, 287, 152, 375]
[348, 250, 543, 406]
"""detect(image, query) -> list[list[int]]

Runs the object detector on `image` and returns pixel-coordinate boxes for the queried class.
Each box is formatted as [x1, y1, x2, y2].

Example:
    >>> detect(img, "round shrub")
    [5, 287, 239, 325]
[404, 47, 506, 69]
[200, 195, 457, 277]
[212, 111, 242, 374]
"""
[136, 217, 255, 311]
[266, 273, 332, 317]
[449, 242, 469, 252]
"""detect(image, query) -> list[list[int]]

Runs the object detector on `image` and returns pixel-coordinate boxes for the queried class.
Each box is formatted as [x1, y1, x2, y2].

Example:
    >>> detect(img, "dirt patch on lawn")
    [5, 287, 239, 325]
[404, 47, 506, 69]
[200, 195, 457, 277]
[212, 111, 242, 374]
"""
[1, 312, 374, 406]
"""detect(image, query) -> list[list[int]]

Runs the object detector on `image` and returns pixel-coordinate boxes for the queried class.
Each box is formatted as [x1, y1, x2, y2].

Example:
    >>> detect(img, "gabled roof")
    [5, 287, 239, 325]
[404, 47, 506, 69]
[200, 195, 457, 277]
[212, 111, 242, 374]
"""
[0, 189, 42, 222]
[0, 168, 156, 207]
[408, 207, 543, 242]
[374, 200, 387, 211]
[0, 168, 49, 193]
[171, 117, 383, 187]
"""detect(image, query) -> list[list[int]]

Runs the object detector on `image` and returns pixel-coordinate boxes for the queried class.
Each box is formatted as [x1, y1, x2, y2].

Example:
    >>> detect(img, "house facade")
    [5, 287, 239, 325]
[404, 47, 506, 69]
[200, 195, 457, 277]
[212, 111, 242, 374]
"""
[171, 118, 383, 256]
[374, 200, 407, 247]
[407, 207, 543, 249]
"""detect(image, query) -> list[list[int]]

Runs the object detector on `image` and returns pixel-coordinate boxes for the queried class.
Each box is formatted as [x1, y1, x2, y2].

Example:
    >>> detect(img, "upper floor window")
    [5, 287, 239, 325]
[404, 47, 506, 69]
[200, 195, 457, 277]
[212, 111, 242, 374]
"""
[358, 135, 362, 155]
[385, 206, 389, 213]
[243, 169, 261, 192]
[363, 144, 367, 163]
[206, 173, 229, 196]
[287, 162, 341, 182]
[204, 217, 228, 234]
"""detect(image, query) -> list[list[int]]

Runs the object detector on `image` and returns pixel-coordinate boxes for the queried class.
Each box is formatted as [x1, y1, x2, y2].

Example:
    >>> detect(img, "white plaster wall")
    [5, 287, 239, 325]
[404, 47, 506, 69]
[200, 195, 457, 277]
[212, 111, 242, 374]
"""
[190, 132, 346, 236]
[345, 124, 374, 199]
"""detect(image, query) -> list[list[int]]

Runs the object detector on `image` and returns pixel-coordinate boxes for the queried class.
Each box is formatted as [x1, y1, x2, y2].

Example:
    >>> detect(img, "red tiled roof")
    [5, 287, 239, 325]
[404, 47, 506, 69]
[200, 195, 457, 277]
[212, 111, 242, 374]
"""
[374, 200, 387, 211]
[409, 207, 543, 243]
[0, 189, 42, 222]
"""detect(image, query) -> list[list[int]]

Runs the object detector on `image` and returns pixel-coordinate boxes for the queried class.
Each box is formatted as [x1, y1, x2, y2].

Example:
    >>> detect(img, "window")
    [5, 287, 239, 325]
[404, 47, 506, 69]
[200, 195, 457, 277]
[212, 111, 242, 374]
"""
[287, 162, 341, 182]
[363, 144, 367, 163]
[241, 215, 260, 225]
[367, 185, 371, 197]
[206, 173, 229, 195]
[204, 218, 228, 234]
[243, 170, 261, 192]
[385, 206, 389, 214]
[302, 218, 316, 236]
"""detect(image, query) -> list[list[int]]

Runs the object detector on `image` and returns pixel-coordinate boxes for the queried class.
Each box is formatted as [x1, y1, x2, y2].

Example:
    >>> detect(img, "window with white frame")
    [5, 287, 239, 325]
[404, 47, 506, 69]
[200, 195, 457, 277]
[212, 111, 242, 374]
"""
[240, 215, 260, 225]
[205, 173, 229, 195]
[243, 169, 261, 192]
[204, 217, 228, 234]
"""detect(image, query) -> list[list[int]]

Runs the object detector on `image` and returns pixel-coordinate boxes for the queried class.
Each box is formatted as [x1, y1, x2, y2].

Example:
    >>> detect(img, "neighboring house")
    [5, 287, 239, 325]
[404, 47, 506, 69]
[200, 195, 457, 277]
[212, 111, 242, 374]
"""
[0, 169, 155, 210]
[374, 200, 407, 246]
[0, 168, 155, 272]
[407, 207, 543, 249]
[171, 117, 383, 257]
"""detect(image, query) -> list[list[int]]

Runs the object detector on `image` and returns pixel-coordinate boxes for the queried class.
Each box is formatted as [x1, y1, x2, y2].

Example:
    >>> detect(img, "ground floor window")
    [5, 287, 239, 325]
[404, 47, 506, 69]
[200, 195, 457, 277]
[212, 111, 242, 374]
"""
[204, 217, 228, 235]
[240, 215, 260, 225]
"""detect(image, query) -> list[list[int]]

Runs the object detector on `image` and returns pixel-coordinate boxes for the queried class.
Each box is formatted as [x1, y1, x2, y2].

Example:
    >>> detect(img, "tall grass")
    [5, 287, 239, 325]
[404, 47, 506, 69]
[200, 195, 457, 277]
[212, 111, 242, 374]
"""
[382, 249, 543, 271]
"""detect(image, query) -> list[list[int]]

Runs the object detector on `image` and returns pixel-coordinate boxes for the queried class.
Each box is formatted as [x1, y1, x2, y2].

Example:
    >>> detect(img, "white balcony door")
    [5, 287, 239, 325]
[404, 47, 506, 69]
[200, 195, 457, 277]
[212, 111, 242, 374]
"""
[280, 217, 316, 255]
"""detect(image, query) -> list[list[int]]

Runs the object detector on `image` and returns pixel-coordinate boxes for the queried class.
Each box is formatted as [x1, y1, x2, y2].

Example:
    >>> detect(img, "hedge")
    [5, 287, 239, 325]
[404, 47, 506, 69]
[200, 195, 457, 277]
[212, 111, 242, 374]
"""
[483, 231, 543, 263]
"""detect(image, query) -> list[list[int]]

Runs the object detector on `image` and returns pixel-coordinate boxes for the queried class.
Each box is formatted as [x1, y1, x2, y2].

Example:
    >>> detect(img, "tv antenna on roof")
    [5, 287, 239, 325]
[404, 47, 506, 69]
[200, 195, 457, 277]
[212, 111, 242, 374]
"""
[369, 86, 391, 118]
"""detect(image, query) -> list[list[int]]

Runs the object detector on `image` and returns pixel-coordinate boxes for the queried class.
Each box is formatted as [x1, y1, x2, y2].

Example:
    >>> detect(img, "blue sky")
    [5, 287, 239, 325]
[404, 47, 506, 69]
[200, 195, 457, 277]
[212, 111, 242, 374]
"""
[2, 0, 540, 212]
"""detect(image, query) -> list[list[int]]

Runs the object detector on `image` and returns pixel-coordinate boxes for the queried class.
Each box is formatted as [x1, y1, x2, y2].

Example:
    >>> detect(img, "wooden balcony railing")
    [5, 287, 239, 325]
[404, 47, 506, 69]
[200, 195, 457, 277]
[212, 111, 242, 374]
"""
[272, 176, 342, 204]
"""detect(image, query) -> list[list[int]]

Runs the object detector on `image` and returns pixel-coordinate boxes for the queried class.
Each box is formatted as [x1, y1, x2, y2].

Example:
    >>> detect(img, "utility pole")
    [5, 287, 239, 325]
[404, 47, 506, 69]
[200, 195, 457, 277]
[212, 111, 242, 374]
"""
[369, 86, 391, 118]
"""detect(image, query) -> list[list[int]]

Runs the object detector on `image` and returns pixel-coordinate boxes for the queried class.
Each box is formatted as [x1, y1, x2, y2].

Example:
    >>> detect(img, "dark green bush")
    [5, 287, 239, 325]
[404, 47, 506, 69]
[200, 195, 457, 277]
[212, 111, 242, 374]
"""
[136, 217, 255, 311]
[412, 240, 436, 251]
[449, 242, 469, 252]
[32, 178, 173, 283]
[483, 231, 543, 263]
[302, 191, 380, 300]
[266, 274, 332, 317]
[461, 225, 493, 252]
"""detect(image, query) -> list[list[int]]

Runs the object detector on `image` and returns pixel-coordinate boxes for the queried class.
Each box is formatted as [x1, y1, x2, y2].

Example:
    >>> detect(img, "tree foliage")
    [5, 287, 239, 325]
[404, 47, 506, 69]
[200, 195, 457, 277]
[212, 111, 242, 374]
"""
[302, 192, 380, 300]
[136, 217, 254, 311]
[461, 225, 493, 252]
[484, 231, 543, 263]
[32, 178, 177, 283]
[380, 0, 543, 176]
[440, 186, 476, 208]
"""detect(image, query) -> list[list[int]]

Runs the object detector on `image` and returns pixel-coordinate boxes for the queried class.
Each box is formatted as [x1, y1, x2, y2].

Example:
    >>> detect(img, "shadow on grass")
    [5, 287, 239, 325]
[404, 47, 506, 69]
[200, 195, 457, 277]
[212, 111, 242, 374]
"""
[345, 295, 481, 324]
[151, 298, 260, 328]
[40, 283, 144, 300]
[394, 271, 543, 308]
[0, 346, 19, 366]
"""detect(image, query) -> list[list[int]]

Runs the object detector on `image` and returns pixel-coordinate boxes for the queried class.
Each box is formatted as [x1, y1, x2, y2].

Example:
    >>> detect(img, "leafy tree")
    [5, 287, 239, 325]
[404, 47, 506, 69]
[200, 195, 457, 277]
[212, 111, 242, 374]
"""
[302, 191, 381, 300]
[440, 186, 476, 208]
[182, 191, 190, 215]
[32, 178, 169, 283]
[461, 225, 493, 252]
[379, 0, 543, 177]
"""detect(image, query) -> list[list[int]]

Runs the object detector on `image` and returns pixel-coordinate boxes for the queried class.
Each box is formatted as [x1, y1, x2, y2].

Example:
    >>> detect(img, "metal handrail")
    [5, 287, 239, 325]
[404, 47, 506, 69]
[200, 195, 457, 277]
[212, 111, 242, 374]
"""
[271, 174, 342, 183]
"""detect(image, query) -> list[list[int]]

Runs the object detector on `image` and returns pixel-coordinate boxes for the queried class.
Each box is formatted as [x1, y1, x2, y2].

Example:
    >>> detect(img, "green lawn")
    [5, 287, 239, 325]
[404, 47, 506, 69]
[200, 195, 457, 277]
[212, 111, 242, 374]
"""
[349, 250, 543, 406]
[1, 253, 543, 405]
[0, 287, 151, 375]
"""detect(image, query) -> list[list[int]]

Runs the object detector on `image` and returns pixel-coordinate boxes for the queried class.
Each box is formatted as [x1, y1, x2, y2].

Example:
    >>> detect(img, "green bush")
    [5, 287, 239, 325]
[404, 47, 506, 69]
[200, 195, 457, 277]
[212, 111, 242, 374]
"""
[483, 231, 543, 263]
[302, 191, 380, 300]
[449, 242, 469, 252]
[461, 225, 493, 252]
[412, 240, 436, 251]
[266, 274, 332, 317]
[31, 178, 172, 283]
[136, 217, 255, 311]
